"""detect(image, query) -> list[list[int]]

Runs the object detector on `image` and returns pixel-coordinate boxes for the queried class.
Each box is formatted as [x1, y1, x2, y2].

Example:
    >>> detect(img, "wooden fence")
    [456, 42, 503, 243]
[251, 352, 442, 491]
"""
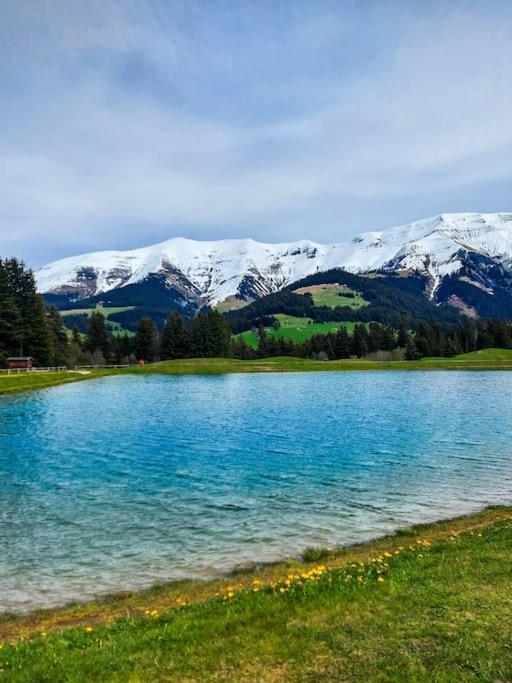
[0, 364, 133, 374]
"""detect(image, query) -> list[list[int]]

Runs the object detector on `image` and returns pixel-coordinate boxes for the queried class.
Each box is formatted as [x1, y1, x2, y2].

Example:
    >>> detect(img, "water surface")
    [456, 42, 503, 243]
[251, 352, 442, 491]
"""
[1, 371, 511, 613]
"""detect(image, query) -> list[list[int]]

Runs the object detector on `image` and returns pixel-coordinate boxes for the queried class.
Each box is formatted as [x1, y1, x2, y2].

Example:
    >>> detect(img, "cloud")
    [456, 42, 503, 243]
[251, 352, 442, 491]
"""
[1, 0, 511, 265]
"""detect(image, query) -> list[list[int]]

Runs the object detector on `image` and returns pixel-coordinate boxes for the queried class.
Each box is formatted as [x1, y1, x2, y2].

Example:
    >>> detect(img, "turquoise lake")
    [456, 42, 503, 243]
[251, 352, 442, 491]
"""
[1, 372, 511, 613]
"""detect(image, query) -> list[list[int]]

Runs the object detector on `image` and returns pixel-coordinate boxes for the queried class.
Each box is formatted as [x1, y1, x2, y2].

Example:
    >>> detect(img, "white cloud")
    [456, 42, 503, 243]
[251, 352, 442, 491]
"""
[0, 1, 511, 265]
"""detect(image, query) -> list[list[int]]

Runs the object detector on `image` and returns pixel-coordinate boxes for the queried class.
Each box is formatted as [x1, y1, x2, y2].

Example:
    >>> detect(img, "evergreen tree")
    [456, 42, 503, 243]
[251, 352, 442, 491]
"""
[71, 324, 82, 348]
[46, 305, 69, 366]
[190, 313, 210, 357]
[380, 325, 396, 351]
[161, 312, 190, 359]
[3, 258, 51, 364]
[134, 317, 159, 362]
[405, 339, 421, 360]
[256, 325, 268, 358]
[397, 318, 410, 348]
[116, 333, 132, 362]
[333, 326, 351, 358]
[85, 312, 111, 360]
[351, 323, 369, 357]
[0, 259, 22, 359]
[232, 335, 255, 359]
[206, 310, 231, 357]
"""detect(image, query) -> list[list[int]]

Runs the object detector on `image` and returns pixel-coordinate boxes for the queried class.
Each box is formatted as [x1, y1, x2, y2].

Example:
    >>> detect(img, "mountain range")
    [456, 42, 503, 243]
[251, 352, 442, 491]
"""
[36, 212, 512, 320]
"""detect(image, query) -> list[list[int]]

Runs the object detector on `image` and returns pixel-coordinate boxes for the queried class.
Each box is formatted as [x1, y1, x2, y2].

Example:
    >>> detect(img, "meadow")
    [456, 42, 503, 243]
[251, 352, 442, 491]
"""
[292, 282, 368, 308]
[1, 507, 511, 681]
[2, 349, 512, 396]
[60, 305, 135, 335]
[238, 314, 357, 348]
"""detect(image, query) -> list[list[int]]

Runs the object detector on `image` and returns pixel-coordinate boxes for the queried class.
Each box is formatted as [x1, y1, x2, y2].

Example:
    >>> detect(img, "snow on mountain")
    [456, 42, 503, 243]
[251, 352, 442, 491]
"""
[36, 212, 512, 306]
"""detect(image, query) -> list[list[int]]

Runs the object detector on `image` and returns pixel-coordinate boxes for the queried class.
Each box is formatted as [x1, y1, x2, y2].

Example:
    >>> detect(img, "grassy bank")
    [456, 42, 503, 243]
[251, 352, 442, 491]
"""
[1, 349, 512, 396]
[1, 507, 511, 681]
[0, 370, 114, 396]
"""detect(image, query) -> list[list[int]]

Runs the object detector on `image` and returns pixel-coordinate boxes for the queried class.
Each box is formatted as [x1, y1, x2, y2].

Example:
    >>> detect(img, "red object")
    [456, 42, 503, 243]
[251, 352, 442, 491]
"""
[7, 356, 32, 369]
[138, 359, 145, 366]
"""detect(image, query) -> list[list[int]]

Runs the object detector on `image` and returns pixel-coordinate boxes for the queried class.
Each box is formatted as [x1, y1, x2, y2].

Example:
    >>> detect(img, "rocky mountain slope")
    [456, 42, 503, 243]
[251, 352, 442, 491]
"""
[36, 213, 512, 317]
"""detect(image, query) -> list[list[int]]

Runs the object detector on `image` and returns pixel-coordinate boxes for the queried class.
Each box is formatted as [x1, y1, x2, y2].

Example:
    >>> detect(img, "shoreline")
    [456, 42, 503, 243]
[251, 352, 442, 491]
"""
[1, 505, 510, 643]
[2, 353, 512, 395]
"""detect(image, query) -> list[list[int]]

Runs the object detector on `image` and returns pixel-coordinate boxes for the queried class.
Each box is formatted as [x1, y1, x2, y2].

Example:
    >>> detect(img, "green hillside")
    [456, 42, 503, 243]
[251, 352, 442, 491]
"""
[292, 283, 368, 309]
[226, 267, 461, 335]
[60, 305, 135, 335]
[237, 314, 356, 348]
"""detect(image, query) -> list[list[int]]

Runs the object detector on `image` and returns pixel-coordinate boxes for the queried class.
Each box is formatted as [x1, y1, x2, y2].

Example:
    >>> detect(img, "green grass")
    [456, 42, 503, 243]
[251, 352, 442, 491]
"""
[423, 348, 512, 362]
[60, 306, 135, 335]
[293, 283, 368, 309]
[60, 306, 135, 317]
[238, 314, 356, 348]
[0, 370, 114, 395]
[3, 350, 512, 396]
[1, 507, 511, 682]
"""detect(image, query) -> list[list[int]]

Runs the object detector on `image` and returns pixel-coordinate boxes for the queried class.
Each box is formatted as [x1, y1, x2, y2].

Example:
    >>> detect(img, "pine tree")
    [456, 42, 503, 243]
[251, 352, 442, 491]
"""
[3, 258, 51, 364]
[256, 325, 268, 358]
[134, 317, 159, 362]
[46, 305, 69, 366]
[71, 325, 82, 348]
[397, 318, 410, 348]
[0, 259, 22, 360]
[206, 310, 231, 357]
[116, 333, 132, 362]
[190, 314, 210, 357]
[380, 325, 396, 351]
[405, 339, 421, 360]
[161, 312, 190, 359]
[351, 323, 369, 358]
[232, 336, 254, 359]
[85, 312, 111, 361]
[334, 326, 351, 358]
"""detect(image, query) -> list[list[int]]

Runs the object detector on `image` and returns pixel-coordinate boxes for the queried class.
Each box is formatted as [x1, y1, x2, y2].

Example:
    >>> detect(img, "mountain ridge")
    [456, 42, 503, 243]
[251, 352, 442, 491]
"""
[36, 212, 512, 315]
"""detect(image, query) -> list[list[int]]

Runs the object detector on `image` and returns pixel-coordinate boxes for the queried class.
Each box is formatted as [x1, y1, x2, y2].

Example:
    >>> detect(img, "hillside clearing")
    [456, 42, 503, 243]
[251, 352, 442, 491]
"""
[292, 283, 368, 308]
[237, 314, 356, 348]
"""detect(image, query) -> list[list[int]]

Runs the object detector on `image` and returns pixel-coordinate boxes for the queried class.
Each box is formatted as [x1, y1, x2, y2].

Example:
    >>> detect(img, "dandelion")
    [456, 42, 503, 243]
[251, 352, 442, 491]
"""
[84, 626, 93, 633]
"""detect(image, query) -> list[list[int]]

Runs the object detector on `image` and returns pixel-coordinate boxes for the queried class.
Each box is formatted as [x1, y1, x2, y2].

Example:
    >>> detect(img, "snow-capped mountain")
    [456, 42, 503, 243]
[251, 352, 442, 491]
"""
[36, 212, 512, 313]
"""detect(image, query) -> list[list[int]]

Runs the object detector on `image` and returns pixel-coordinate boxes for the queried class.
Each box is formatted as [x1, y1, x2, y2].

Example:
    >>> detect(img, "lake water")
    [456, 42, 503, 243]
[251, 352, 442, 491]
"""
[1, 372, 511, 613]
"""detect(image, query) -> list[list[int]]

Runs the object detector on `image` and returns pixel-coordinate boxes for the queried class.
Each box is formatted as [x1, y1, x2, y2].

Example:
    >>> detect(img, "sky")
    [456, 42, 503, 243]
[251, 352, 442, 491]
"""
[1, 0, 512, 267]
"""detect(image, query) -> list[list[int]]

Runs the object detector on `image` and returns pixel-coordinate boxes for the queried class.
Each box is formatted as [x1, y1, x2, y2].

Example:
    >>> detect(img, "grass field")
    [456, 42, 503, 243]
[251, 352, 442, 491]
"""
[238, 314, 356, 348]
[1, 506, 511, 681]
[293, 283, 368, 309]
[60, 305, 135, 335]
[1, 349, 512, 396]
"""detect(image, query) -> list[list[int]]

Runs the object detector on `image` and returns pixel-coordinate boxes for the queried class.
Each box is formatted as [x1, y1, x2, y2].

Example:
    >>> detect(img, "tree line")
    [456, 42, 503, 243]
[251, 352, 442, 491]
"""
[238, 317, 512, 361]
[2, 258, 512, 367]
[71, 309, 233, 365]
[0, 258, 69, 366]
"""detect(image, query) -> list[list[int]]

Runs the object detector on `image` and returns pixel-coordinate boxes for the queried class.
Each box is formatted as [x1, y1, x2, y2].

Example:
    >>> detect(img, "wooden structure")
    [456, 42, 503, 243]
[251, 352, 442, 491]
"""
[6, 356, 33, 370]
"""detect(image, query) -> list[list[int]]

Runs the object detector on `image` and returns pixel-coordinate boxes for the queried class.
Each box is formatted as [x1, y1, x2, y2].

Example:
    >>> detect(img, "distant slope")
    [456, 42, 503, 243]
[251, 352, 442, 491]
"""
[226, 268, 460, 333]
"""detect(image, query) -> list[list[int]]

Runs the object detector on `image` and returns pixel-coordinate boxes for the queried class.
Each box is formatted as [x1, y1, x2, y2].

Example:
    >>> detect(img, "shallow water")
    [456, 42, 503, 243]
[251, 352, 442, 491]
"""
[1, 371, 511, 613]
